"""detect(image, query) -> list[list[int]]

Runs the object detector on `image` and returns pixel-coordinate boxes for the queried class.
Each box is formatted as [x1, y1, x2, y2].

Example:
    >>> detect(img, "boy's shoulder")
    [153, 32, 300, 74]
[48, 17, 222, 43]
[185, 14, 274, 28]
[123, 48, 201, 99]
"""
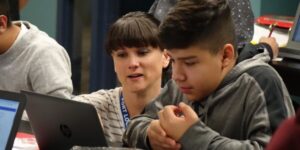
[15, 22, 68, 60]
[17, 21, 65, 51]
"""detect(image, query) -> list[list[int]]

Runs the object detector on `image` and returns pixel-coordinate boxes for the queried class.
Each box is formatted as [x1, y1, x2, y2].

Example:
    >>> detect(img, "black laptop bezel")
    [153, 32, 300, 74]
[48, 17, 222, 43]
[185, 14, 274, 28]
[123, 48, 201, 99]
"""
[0, 90, 26, 150]
[21, 90, 108, 149]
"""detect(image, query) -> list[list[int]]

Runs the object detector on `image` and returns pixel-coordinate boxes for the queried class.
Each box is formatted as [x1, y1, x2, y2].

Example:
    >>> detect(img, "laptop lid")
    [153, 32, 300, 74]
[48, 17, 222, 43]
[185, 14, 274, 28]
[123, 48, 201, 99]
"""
[22, 91, 107, 150]
[280, 3, 300, 59]
[0, 90, 26, 150]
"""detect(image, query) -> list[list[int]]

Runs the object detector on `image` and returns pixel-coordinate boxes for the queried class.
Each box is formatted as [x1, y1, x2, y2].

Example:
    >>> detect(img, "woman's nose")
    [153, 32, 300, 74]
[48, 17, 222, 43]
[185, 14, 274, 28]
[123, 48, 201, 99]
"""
[128, 56, 139, 70]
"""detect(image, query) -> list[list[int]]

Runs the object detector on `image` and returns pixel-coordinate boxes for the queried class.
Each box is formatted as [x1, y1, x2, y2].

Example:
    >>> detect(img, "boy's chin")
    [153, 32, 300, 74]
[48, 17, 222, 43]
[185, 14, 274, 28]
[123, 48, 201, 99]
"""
[185, 94, 202, 101]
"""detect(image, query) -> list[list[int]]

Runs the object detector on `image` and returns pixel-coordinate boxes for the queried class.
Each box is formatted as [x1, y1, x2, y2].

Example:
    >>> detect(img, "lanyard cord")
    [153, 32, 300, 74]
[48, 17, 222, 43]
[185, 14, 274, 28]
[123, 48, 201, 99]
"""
[119, 93, 130, 128]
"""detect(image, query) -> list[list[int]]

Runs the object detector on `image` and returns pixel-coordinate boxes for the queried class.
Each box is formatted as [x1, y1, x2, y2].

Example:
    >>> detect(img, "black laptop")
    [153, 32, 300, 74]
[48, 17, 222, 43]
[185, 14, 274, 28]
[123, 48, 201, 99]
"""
[0, 90, 26, 150]
[279, 3, 300, 60]
[22, 91, 107, 150]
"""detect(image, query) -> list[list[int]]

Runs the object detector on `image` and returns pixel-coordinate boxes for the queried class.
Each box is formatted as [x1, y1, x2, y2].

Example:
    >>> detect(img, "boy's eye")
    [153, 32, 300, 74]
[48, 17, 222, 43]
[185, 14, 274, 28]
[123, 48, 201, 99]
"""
[170, 58, 175, 63]
[184, 60, 197, 66]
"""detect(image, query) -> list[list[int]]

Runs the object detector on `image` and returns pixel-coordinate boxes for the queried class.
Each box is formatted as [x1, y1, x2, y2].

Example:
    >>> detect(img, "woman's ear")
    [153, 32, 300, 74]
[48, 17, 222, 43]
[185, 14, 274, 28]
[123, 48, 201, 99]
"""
[220, 44, 235, 69]
[111, 53, 118, 73]
[0, 15, 8, 33]
[162, 49, 170, 68]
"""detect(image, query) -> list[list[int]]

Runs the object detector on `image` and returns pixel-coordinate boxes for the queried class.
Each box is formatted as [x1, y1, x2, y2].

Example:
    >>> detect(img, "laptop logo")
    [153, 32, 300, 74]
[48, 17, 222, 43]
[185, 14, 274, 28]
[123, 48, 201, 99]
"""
[59, 124, 72, 138]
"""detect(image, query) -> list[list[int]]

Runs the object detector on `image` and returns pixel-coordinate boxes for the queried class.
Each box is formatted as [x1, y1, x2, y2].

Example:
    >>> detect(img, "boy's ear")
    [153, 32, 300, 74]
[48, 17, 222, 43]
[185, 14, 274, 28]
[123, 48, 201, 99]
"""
[162, 49, 170, 68]
[220, 44, 235, 69]
[0, 15, 8, 33]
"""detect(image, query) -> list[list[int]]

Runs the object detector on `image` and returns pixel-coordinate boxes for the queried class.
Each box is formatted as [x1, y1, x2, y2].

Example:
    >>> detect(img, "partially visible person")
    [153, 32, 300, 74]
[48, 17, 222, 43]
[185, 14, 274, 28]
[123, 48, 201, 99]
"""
[0, 0, 73, 99]
[259, 37, 279, 58]
[266, 109, 300, 150]
[237, 36, 279, 63]
[149, 0, 254, 45]
[72, 11, 170, 147]
[124, 0, 294, 149]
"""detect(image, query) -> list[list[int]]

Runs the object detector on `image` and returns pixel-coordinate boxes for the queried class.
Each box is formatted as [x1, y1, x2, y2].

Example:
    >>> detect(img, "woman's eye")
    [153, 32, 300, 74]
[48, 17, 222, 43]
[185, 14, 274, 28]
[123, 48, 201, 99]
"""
[137, 48, 150, 56]
[116, 52, 127, 57]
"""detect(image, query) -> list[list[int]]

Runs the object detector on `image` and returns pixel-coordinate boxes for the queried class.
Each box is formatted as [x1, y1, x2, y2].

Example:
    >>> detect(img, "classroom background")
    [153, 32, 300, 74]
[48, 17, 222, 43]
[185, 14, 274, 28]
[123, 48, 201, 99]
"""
[18, 0, 300, 109]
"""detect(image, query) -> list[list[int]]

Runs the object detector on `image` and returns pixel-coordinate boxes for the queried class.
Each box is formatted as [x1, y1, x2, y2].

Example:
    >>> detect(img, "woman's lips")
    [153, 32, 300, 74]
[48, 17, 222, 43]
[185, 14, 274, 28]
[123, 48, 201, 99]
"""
[128, 74, 143, 80]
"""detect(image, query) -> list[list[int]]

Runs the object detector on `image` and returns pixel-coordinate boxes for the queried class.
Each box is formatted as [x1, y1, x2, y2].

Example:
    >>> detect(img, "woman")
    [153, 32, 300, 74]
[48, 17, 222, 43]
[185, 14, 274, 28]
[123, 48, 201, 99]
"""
[73, 11, 169, 147]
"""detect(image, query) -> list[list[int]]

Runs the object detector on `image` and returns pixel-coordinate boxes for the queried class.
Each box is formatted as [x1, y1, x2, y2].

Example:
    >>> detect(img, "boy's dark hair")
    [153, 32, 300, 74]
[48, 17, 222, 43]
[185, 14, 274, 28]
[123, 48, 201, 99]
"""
[0, 0, 12, 27]
[159, 0, 236, 54]
[105, 11, 163, 54]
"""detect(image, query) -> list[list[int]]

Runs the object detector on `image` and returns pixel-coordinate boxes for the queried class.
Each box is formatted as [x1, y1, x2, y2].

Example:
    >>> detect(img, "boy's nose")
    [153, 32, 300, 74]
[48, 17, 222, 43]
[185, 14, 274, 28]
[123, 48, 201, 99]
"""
[172, 72, 186, 81]
[172, 65, 186, 81]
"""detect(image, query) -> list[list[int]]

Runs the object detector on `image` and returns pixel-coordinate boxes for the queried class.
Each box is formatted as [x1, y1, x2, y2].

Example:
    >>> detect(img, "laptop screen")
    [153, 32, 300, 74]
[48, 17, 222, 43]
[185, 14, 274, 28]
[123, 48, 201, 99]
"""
[292, 16, 300, 42]
[0, 98, 20, 150]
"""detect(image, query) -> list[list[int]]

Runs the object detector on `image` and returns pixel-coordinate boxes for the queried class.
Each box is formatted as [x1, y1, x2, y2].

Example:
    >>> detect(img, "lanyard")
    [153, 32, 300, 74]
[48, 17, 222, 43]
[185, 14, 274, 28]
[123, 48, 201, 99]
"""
[120, 93, 130, 128]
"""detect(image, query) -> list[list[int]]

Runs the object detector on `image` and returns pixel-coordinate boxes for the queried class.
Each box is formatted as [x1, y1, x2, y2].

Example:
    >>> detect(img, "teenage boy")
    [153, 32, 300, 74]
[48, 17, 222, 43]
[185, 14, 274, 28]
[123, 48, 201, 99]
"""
[124, 0, 294, 149]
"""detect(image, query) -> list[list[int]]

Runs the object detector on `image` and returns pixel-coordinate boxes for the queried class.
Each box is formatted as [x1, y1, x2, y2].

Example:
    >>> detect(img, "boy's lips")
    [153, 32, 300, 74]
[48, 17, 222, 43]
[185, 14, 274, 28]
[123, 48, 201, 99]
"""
[179, 86, 193, 93]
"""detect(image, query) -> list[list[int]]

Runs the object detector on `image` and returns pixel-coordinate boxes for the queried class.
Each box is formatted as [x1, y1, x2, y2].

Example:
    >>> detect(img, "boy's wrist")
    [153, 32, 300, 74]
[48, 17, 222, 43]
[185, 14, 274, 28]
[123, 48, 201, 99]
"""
[145, 135, 152, 150]
[258, 42, 273, 59]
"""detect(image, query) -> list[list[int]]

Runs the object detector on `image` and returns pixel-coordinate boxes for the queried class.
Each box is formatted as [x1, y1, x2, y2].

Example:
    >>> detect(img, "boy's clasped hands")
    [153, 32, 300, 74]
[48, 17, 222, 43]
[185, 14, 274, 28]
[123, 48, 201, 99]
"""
[147, 102, 199, 150]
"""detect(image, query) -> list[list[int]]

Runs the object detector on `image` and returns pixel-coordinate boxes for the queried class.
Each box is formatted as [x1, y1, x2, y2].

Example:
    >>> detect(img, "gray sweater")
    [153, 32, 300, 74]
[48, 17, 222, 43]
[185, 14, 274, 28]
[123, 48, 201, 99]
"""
[0, 21, 73, 99]
[124, 48, 295, 150]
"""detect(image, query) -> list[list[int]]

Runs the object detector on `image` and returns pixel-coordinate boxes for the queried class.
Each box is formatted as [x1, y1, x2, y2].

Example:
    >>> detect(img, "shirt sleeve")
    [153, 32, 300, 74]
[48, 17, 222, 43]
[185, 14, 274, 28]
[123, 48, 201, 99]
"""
[28, 44, 73, 99]
[123, 80, 185, 149]
[237, 43, 273, 63]
[179, 65, 294, 150]
[179, 88, 270, 150]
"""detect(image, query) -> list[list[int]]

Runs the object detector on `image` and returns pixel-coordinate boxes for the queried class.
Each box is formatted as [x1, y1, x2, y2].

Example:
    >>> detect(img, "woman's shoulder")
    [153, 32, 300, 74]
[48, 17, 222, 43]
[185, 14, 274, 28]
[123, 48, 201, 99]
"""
[72, 87, 121, 106]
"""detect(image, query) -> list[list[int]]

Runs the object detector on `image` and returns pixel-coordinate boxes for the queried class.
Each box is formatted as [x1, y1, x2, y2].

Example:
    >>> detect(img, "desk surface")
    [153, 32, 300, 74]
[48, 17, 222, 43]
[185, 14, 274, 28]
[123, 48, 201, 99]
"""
[272, 59, 300, 71]
[13, 132, 38, 150]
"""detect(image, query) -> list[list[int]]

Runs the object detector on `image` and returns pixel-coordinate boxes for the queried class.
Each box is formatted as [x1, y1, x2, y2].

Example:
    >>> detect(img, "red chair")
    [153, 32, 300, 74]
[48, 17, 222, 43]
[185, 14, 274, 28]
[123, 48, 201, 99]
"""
[266, 109, 300, 150]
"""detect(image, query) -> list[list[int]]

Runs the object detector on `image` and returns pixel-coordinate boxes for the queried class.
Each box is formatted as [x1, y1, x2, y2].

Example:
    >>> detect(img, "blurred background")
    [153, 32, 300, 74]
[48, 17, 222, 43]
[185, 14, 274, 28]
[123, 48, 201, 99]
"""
[13, 0, 300, 95]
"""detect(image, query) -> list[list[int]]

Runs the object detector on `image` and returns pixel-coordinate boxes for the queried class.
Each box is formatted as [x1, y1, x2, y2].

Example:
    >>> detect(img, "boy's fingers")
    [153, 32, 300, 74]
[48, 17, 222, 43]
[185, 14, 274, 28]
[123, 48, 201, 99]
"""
[150, 130, 178, 149]
[179, 103, 193, 116]
[148, 120, 179, 149]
